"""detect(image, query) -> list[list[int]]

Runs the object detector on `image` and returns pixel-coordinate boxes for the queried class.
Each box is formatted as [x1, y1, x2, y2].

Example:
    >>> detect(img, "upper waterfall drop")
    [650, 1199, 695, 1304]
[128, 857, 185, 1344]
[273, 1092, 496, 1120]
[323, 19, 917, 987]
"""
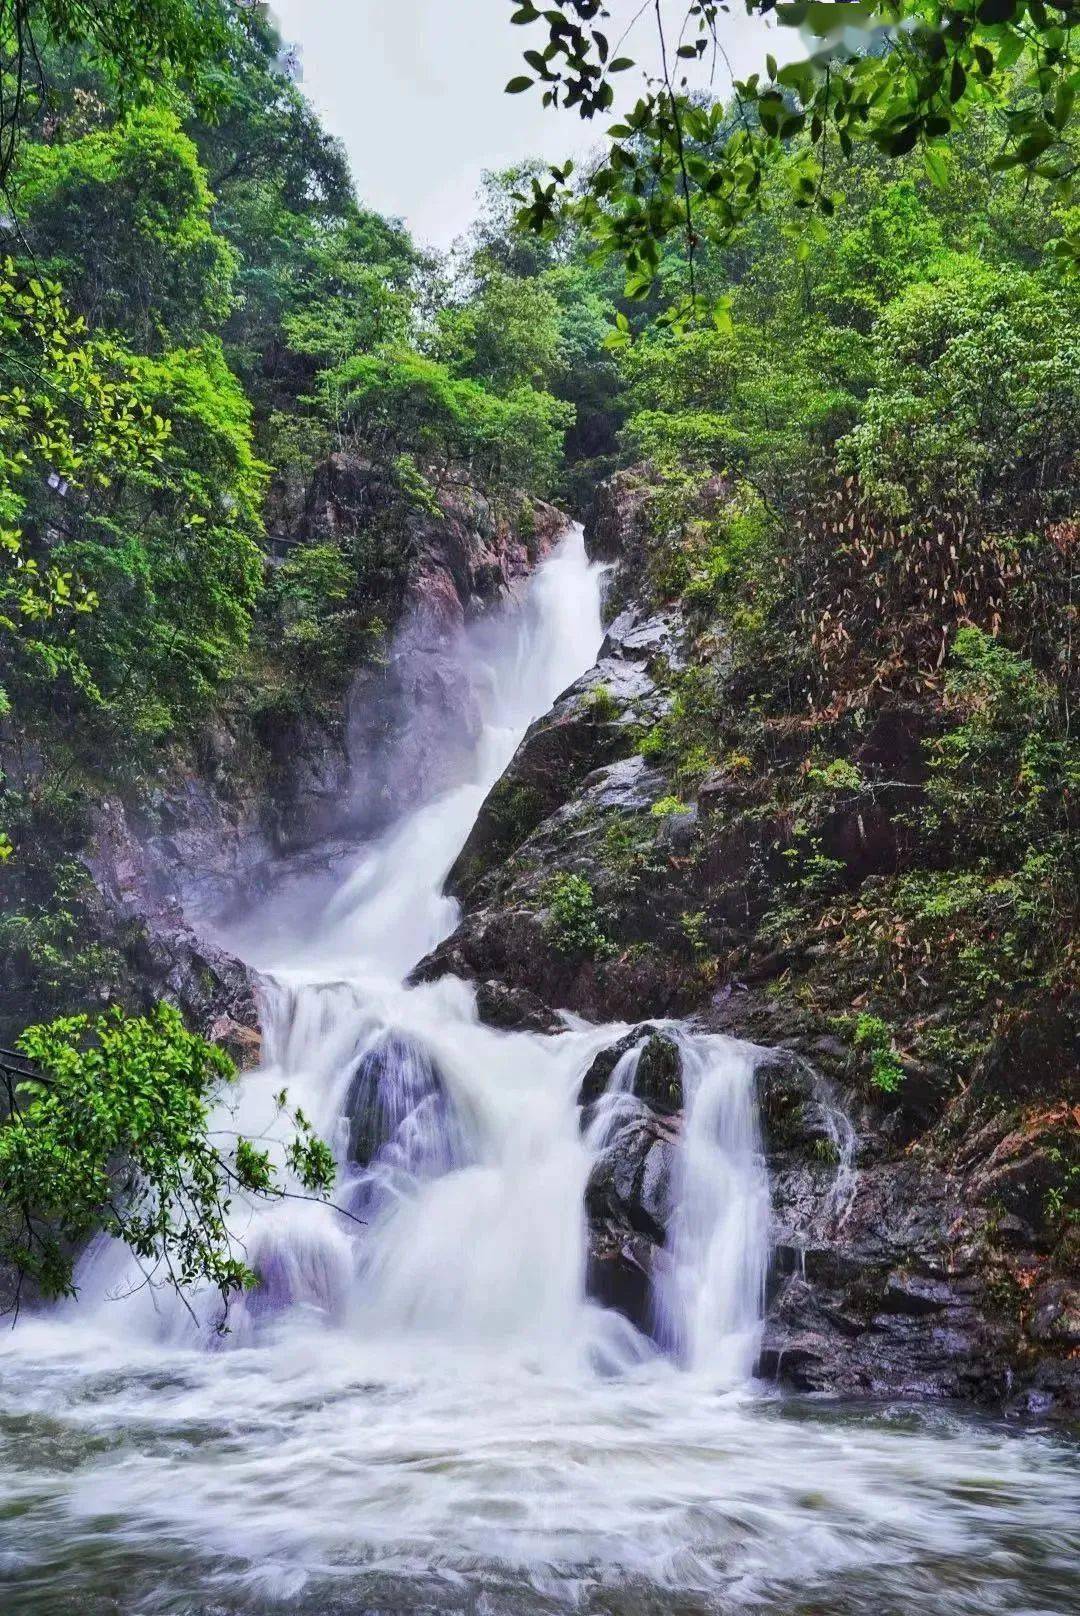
[230, 523, 608, 987]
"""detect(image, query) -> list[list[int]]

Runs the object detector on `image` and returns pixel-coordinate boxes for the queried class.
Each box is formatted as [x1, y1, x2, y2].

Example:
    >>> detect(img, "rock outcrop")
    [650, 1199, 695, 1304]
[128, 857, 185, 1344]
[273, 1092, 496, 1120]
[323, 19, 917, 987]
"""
[578, 1025, 683, 1335]
[411, 467, 1080, 1415]
[49, 465, 569, 1047]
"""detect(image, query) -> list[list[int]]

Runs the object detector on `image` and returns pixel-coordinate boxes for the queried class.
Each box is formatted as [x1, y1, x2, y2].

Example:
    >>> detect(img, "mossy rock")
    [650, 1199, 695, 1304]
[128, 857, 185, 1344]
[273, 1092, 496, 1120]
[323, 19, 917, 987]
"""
[634, 1034, 683, 1114]
[577, 1024, 683, 1114]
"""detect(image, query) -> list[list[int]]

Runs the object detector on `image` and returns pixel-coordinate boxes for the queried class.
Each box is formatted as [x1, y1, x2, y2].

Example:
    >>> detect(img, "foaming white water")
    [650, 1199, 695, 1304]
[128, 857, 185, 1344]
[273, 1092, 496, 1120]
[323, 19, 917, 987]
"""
[2, 1315, 1078, 1615]
[72, 525, 768, 1371]
[2, 525, 1077, 1614]
[658, 1032, 770, 1378]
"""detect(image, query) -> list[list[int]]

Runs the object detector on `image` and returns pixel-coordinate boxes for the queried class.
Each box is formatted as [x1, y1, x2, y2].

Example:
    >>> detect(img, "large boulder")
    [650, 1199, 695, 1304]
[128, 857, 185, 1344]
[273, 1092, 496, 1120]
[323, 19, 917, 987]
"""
[575, 1025, 686, 1336]
[578, 1026, 683, 1115]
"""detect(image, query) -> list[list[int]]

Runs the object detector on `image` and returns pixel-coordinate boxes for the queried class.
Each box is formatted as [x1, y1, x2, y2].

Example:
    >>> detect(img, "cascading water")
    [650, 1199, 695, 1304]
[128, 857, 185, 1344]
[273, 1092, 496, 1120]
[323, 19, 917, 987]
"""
[103, 524, 767, 1368]
[1, 527, 1078, 1616]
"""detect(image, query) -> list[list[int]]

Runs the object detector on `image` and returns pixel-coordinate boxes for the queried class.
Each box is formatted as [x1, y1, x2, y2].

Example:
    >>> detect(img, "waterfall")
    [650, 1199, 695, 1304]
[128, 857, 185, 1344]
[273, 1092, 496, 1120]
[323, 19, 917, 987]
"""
[4, 527, 1077, 1616]
[74, 525, 771, 1373]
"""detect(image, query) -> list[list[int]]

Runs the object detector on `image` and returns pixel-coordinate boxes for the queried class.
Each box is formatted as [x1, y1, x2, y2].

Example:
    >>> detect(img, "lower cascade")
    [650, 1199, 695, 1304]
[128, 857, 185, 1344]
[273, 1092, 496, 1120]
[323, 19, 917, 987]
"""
[1, 531, 1077, 1615]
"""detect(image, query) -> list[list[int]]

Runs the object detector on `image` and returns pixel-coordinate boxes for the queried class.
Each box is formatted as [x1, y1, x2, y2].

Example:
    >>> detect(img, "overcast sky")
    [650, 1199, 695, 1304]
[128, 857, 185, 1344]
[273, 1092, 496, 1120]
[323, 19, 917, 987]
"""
[268, 0, 795, 249]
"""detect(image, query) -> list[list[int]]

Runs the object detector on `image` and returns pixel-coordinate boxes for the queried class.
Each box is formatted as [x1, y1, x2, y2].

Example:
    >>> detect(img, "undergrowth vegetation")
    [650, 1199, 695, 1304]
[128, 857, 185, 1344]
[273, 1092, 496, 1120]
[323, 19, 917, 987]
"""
[604, 116, 1078, 1128]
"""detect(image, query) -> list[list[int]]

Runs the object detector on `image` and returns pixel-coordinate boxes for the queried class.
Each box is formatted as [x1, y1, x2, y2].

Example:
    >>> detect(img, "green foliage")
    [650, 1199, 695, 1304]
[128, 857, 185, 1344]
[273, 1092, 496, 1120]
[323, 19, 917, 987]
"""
[927, 628, 1080, 854]
[0, 0, 236, 189]
[0, 858, 123, 1016]
[543, 871, 614, 959]
[436, 269, 564, 394]
[600, 812, 663, 896]
[485, 780, 546, 848]
[52, 336, 265, 746]
[681, 908, 709, 958]
[839, 256, 1080, 520]
[509, 1, 1080, 310]
[637, 724, 666, 760]
[327, 349, 573, 497]
[0, 1002, 336, 1318]
[586, 682, 618, 722]
[807, 758, 863, 793]
[852, 1013, 905, 1095]
[257, 541, 388, 706]
[0, 260, 167, 750]
[16, 106, 238, 347]
[278, 212, 416, 373]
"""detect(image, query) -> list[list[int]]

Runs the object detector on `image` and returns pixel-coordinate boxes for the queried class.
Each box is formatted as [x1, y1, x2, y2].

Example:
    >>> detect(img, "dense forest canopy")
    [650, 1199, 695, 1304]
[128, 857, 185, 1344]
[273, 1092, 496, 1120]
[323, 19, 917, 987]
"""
[0, 0, 1076, 1316]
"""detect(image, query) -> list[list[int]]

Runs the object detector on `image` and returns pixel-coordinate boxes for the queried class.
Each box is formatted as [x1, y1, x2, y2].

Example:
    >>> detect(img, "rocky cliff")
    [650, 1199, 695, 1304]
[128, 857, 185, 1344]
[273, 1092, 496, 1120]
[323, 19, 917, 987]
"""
[4, 461, 570, 1059]
[413, 470, 1080, 1417]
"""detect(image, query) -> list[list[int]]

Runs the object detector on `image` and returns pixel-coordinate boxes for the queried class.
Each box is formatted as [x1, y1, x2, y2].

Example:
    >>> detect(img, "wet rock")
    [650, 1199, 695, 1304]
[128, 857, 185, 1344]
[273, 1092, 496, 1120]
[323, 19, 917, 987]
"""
[584, 1113, 678, 1336]
[879, 1270, 954, 1317]
[696, 769, 740, 821]
[635, 1034, 684, 1114]
[343, 1031, 462, 1177]
[754, 1048, 836, 1157]
[474, 980, 564, 1036]
[585, 1228, 656, 1332]
[209, 1015, 263, 1071]
[972, 996, 1080, 1104]
[445, 595, 677, 903]
[1028, 1280, 1080, 1347]
[585, 469, 652, 569]
[586, 1117, 676, 1244]
[968, 1124, 1069, 1241]
[577, 1027, 683, 1115]
[577, 1023, 684, 1337]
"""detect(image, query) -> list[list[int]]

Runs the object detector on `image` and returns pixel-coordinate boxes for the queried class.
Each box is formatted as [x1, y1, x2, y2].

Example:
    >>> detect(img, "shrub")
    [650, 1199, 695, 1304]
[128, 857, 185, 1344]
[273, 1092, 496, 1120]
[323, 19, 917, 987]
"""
[852, 1013, 905, 1094]
[586, 683, 619, 722]
[0, 1003, 335, 1319]
[543, 872, 614, 959]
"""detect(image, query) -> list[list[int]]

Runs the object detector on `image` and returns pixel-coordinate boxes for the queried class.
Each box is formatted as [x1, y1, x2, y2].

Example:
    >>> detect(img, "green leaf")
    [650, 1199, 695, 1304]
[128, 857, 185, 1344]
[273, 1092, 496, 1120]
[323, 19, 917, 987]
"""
[881, 121, 921, 157]
[1016, 127, 1054, 161]
[923, 146, 950, 188]
[505, 76, 534, 94]
[1052, 82, 1075, 130]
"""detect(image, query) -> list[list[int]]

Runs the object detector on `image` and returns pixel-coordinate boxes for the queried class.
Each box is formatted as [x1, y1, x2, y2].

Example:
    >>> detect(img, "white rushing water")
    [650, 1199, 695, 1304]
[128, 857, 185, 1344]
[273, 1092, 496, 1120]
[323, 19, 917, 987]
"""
[1, 528, 1078, 1616]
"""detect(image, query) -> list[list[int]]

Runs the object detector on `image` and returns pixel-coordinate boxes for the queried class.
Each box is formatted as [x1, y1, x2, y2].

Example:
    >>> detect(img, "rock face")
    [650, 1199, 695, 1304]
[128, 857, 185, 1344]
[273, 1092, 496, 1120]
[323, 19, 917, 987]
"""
[759, 1078, 1080, 1412]
[81, 795, 260, 1047]
[411, 524, 694, 1020]
[64, 465, 568, 1046]
[579, 1025, 683, 1336]
[410, 467, 1080, 1416]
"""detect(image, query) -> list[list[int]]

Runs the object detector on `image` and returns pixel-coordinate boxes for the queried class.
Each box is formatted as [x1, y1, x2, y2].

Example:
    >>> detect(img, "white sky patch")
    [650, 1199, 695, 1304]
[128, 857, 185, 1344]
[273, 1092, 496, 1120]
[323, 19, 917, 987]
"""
[267, 0, 797, 248]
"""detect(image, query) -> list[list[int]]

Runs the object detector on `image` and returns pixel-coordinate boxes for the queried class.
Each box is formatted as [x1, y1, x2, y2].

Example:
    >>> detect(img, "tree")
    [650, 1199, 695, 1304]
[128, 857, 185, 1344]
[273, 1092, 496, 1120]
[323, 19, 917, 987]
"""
[506, 0, 1080, 322]
[435, 268, 565, 393]
[14, 105, 237, 348]
[0, 0, 236, 190]
[839, 252, 1080, 521]
[326, 349, 574, 497]
[0, 258, 169, 736]
[0, 1002, 338, 1322]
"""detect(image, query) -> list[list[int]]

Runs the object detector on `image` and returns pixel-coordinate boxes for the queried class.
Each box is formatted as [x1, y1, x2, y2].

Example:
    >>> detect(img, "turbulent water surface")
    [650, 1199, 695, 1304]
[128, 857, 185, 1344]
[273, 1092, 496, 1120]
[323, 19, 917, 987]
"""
[1, 531, 1078, 1615]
